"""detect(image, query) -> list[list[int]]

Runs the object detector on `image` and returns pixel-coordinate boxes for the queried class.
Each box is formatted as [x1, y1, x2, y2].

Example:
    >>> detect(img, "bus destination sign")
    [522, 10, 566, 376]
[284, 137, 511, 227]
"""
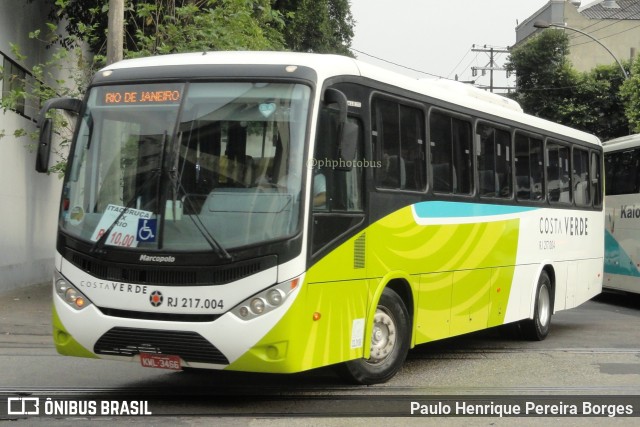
[98, 84, 183, 106]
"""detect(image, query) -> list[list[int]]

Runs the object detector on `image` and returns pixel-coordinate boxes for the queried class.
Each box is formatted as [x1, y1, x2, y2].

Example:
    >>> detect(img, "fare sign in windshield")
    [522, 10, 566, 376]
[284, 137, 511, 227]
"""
[90, 204, 154, 248]
[97, 84, 183, 106]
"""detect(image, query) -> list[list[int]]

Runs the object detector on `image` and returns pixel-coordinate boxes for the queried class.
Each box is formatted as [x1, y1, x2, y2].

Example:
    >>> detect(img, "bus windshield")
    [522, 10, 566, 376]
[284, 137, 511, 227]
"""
[62, 81, 311, 253]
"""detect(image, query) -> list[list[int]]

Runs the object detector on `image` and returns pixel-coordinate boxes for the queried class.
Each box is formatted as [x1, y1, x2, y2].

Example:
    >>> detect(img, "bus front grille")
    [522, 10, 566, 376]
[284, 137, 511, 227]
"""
[65, 249, 276, 286]
[94, 327, 229, 365]
[97, 307, 222, 322]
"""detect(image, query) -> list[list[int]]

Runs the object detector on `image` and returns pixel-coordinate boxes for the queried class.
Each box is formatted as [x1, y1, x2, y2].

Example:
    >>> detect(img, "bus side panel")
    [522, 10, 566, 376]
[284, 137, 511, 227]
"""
[416, 273, 452, 342]
[416, 266, 517, 343]
[370, 204, 520, 345]
[604, 196, 640, 293]
[231, 278, 371, 373]
[487, 266, 517, 328]
[450, 269, 491, 336]
[228, 230, 371, 373]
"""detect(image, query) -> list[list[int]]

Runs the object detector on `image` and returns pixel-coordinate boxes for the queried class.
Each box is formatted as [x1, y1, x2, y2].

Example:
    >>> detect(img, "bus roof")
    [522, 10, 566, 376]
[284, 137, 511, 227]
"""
[603, 133, 640, 152]
[102, 51, 601, 147]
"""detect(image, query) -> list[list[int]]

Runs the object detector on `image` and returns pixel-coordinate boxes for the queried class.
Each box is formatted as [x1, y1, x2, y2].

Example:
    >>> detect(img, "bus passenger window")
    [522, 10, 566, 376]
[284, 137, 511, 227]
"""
[372, 98, 425, 191]
[429, 111, 472, 194]
[476, 123, 512, 198]
[591, 152, 602, 206]
[573, 147, 590, 206]
[606, 149, 640, 195]
[547, 141, 571, 203]
[515, 133, 544, 201]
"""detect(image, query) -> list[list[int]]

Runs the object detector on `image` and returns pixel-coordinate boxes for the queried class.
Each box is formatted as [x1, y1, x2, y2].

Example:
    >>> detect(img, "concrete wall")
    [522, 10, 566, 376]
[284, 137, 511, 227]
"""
[0, 0, 64, 292]
[565, 6, 639, 72]
[515, 0, 640, 73]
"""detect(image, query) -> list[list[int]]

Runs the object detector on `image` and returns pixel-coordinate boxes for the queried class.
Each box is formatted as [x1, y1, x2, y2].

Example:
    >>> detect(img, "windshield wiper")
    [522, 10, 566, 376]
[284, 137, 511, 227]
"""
[166, 167, 233, 261]
[90, 130, 169, 255]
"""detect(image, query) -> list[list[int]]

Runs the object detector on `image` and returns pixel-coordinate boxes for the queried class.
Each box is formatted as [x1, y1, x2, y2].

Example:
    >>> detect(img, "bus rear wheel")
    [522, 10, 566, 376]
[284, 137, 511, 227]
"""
[336, 288, 410, 385]
[520, 270, 552, 341]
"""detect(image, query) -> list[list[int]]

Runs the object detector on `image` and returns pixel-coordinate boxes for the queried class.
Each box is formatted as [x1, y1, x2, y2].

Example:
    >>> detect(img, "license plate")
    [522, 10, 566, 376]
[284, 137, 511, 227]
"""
[139, 352, 182, 370]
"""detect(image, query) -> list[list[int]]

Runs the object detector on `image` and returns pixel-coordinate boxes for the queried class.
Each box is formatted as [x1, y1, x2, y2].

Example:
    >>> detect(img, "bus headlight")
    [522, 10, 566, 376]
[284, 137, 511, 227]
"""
[54, 271, 92, 311]
[266, 289, 284, 306]
[250, 298, 266, 314]
[231, 277, 300, 321]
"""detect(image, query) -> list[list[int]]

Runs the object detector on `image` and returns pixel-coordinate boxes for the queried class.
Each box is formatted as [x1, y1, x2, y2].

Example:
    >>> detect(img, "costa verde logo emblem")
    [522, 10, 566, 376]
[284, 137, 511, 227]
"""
[149, 290, 163, 307]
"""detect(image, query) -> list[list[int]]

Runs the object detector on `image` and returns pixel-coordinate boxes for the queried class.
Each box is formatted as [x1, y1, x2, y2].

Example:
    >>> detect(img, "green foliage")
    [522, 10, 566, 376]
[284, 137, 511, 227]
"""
[128, 0, 285, 57]
[506, 30, 629, 141]
[274, 0, 355, 56]
[570, 64, 628, 139]
[37, 0, 354, 57]
[0, 22, 95, 176]
[506, 31, 577, 121]
[6, 0, 356, 176]
[620, 56, 640, 133]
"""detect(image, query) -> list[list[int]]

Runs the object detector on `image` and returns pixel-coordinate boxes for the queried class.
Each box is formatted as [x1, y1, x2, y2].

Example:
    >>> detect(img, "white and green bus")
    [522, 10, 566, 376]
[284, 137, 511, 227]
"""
[37, 52, 604, 384]
[604, 133, 640, 294]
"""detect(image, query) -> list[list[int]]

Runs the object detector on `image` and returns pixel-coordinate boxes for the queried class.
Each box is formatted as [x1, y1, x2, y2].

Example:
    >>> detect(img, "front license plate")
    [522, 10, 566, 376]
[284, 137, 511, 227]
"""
[139, 352, 182, 370]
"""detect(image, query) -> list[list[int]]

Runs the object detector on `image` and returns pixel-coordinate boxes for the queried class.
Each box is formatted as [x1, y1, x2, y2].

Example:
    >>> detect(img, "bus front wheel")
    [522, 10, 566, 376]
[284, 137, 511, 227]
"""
[336, 287, 410, 385]
[520, 270, 552, 341]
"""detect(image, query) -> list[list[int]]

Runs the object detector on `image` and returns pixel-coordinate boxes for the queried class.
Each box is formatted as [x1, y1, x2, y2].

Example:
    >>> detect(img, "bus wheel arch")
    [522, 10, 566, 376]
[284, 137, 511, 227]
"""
[336, 280, 413, 385]
[385, 278, 414, 330]
[521, 266, 555, 341]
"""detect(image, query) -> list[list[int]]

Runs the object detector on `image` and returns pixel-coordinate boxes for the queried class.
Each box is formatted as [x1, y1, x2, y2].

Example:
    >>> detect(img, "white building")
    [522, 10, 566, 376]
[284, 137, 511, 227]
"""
[0, 0, 65, 292]
[515, 0, 640, 73]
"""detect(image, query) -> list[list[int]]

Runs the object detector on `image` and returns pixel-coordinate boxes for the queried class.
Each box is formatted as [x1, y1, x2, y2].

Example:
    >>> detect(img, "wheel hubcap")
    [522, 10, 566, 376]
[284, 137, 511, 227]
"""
[538, 284, 551, 327]
[368, 308, 396, 364]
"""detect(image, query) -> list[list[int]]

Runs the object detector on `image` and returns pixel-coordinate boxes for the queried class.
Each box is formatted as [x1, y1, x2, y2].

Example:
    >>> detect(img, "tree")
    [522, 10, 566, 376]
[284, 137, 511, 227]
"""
[505, 30, 629, 141]
[0, 22, 91, 176]
[505, 30, 578, 123]
[6, 0, 357, 174]
[621, 55, 640, 133]
[274, 0, 355, 56]
[129, 0, 285, 57]
[569, 63, 628, 139]
[38, 0, 355, 57]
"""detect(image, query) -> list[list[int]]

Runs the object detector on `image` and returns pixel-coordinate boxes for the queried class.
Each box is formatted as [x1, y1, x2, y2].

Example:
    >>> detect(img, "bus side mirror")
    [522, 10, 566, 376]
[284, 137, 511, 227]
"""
[339, 120, 358, 162]
[35, 97, 82, 173]
[323, 88, 356, 169]
[36, 118, 53, 173]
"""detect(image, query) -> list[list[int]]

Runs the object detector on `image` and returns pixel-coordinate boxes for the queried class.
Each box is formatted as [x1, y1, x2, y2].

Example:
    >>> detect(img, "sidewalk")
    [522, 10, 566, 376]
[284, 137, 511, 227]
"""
[0, 282, 52, 346]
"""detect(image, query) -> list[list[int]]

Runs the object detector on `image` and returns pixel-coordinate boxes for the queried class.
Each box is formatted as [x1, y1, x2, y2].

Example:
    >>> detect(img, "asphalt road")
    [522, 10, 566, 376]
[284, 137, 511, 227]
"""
[1, 283, 639, 425]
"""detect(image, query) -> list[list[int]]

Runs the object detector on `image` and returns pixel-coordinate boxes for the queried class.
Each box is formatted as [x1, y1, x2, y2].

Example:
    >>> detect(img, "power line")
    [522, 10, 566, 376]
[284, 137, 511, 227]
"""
[447, 47, 473, 79]
[350, 48, 449, 79]
[471, 45, 510, 93]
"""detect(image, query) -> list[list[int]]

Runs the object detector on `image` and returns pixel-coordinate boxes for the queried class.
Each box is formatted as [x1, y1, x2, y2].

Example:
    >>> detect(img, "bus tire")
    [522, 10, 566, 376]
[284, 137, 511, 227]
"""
[520, 270, 552, 341]
[335, 287, 410, 385]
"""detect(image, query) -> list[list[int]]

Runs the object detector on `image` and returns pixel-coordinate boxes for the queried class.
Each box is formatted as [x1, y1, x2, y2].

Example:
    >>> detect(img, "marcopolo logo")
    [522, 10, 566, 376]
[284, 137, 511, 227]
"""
[139, 254, 176, 263]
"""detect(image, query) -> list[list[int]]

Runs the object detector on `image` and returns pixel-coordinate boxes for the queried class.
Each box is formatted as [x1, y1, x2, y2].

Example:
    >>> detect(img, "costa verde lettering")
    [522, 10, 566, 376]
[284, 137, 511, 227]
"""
[539, 217, 589, 236]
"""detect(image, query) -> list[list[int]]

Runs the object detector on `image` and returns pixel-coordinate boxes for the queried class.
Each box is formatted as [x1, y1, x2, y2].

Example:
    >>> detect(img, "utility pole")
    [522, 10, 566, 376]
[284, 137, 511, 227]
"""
[107, 0, 125, 65]
[471, 45, 510, 93]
